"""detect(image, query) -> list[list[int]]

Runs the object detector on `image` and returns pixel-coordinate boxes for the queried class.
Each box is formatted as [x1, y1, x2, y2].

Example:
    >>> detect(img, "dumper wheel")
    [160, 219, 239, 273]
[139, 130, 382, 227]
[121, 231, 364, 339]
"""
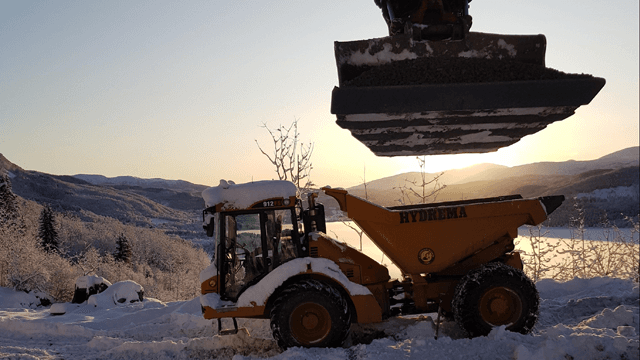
[270, 279, 351, 349]
[452, 262, 539, 337]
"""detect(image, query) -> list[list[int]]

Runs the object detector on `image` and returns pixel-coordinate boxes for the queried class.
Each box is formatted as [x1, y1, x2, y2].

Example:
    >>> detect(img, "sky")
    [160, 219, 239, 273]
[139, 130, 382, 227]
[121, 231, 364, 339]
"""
[1, 0, 638, 188]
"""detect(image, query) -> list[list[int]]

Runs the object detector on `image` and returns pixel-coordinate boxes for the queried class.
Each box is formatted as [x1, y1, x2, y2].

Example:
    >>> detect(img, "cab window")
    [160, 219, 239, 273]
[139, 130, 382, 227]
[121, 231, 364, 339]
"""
[220, 208, 299, 301]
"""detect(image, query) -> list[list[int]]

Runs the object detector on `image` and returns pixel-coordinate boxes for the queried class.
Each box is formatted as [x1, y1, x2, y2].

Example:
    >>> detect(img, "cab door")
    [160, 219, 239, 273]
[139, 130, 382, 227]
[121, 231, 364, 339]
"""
[218, 208, 303, 301]
[219, 212, 265, 300]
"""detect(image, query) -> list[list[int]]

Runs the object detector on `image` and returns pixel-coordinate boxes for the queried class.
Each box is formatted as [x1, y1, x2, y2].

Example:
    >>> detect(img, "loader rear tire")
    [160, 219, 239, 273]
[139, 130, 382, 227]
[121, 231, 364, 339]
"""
[452, 262, 539, 337]
[270, 279, 351, 349]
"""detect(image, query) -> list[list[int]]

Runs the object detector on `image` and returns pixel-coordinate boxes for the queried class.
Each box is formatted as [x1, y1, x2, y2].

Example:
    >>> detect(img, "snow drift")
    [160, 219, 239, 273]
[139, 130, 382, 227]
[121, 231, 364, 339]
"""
[0, 277, 637, 359]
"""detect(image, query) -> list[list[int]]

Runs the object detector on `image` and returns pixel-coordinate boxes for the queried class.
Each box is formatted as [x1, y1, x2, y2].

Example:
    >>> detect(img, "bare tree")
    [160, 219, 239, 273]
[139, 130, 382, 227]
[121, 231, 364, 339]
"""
[342, 222, 366, 252]
[518, 223, 558, 282]
[395, 156, 446, 205]
[623, 215, 640, 282]
[255, 119, 314, 197]
[343, 166, 370, 251]
[362, 164, 369, 200]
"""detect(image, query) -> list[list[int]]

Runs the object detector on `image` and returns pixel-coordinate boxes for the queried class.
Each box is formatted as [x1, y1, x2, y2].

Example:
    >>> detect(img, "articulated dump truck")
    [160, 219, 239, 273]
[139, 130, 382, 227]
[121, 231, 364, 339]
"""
[199, 180, 564, 349]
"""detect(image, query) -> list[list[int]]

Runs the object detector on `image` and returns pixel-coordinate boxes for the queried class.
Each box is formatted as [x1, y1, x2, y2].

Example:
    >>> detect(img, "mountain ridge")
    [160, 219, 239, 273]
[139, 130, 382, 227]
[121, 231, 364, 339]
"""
[73, 174, 207, 193]
[349, 146, 639, 191]
[1, 146, 637, 229]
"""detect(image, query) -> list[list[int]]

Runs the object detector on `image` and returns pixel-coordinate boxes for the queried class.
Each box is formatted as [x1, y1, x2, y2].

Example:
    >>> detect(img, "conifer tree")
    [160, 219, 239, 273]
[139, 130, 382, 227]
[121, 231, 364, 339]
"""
[0, 174, 21, 231]
[39, 205, 59, 253]
[114, 233, 132, 263]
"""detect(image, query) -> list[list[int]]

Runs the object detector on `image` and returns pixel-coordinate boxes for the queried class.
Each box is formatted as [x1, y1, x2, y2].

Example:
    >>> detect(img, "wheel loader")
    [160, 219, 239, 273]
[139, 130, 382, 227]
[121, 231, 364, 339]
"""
[331, 0, 606, 156]
[199, 179, 564, 349]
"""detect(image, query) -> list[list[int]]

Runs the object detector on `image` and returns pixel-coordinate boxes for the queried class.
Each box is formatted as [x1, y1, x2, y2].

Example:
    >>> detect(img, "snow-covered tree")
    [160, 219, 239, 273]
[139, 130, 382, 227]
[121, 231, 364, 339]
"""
[0, 174, 21, 231]
[75, 247, 102, 276]
[38, 205, 59, 253]
[0, 174, 25, 287]
[114, 233, 132, 263]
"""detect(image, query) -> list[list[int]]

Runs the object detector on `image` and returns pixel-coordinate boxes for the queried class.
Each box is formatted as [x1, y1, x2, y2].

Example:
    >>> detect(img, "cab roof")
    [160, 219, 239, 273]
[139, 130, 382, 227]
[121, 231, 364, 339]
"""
[202, 180, 297, 210]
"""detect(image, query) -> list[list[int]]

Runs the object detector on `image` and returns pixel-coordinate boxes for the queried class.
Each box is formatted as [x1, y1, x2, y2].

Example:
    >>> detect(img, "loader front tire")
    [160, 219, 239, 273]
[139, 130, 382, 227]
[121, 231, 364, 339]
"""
[452, 262, 539, 337]
[270, 279, 351, 349]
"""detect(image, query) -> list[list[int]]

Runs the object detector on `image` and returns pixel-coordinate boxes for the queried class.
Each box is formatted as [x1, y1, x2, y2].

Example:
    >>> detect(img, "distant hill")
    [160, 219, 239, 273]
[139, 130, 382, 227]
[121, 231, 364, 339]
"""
[349, 163, 508, 191]
[0, 154, 205, 239]
[73, 174, 207, 193]
[352, 147, 639, 192]
[0, 153, 23, 174]
[458, 147, 639, 182]
[1, 146, 638, 231]
[345, 147, 639, 226]
[72, 175, 207, 213]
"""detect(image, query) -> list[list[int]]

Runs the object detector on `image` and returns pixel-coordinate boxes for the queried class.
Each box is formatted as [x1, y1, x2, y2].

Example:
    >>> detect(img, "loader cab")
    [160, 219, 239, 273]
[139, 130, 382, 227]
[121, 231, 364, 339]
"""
[201, 180, 311, 301]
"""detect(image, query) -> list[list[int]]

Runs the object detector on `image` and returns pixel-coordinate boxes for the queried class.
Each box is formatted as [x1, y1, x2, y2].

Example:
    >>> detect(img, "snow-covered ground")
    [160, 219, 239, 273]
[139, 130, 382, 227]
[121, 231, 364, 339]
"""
[516, 226, 638, 242]
[577, 186, 639, 201]
[0, 277, 637, 359]
[1, 223, 637, 359]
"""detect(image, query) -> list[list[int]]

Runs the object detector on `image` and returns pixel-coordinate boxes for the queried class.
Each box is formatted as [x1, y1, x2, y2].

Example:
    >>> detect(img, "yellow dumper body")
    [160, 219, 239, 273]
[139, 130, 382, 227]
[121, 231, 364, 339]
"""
[323, 187, 548, 275]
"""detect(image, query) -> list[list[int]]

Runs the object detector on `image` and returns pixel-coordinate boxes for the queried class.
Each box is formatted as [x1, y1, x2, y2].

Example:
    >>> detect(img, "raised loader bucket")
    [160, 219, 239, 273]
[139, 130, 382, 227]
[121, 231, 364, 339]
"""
[331, 30, 606, 156]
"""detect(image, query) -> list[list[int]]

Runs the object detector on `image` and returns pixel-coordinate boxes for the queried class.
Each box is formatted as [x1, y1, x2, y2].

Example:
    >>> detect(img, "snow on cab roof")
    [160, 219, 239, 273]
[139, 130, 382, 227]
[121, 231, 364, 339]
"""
[202, 179, 297, 209]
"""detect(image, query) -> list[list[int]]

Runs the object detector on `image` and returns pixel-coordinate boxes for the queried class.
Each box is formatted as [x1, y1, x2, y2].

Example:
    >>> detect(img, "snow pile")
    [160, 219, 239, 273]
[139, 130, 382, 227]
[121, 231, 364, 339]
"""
[310, 231, 347, 252]
[0, 277, 638, 359]
[0, 287, 49, 309]
[71, 274, 112, 304]
[346, 42, 420, 66]
[52, 281, 144, 315]
[86, 280, 144, 308]
[199, 260, 218, 283]
[202, 180, 297, 209]
[76, 275, 112, 290]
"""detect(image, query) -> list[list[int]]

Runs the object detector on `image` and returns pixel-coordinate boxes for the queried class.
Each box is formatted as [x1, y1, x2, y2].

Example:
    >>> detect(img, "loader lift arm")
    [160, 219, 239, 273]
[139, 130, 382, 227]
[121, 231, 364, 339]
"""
[375, 0, 472, 39]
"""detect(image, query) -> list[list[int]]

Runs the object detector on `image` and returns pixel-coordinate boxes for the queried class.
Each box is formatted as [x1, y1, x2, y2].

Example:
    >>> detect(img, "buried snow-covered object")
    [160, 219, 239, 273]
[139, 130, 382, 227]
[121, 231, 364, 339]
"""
[331, 31, 606, 156]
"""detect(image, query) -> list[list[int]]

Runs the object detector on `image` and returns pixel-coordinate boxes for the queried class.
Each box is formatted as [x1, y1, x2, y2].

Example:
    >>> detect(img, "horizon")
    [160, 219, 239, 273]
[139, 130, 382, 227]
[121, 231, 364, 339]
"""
[1, 1, 638, 188]
[2, 145, 637, 188]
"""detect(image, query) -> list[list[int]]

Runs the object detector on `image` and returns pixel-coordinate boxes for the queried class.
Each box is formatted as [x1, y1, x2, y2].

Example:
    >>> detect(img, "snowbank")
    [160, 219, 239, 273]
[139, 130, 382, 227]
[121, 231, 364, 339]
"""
[0, 277, 637, 359]
[86, 280, 144, 308]
[0, 287, 49, 309]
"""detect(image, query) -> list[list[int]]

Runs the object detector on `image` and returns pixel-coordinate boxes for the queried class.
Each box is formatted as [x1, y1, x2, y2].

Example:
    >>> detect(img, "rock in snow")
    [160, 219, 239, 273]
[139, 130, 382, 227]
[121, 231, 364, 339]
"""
[71, 275, 112, 304]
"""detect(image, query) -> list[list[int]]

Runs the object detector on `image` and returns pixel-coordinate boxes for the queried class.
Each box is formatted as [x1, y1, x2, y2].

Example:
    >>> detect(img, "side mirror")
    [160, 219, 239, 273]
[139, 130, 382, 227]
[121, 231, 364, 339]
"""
[203, 209, 216, 237]
[205, 221, 215, 237]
